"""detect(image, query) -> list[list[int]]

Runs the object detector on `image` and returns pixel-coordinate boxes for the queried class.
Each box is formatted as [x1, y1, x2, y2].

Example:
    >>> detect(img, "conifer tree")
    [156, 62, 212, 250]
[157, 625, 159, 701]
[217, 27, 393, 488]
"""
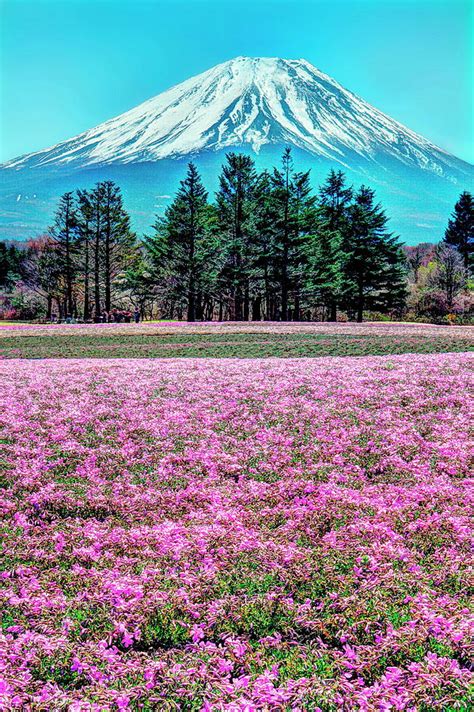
[307, 170, 352, 320]
[343, 186, 406, 322]
[216, 153, 257, 320]
[271, 148, 316, 320]
[249, 170, 278, 320]
[76, 182, 135, 318]
[49, 192, 79, 316]
[0, 243, 20, 288]
[154, 163, 211, 322]
[88, 182, 106, 318]
[77, 190, 93, 321]
[444, 191, 473, 274]
[101, 181, 136, 313]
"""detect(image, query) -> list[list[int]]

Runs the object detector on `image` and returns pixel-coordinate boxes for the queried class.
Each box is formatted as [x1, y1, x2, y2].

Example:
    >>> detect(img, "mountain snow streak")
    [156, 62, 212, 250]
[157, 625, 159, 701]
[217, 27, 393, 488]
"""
[2, 57, 464, 176]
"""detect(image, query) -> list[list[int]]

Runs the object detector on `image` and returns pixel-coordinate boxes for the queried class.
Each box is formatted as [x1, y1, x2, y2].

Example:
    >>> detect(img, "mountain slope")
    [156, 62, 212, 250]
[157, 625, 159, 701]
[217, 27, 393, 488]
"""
[3, 56, 468, 177]
[1, 57, 472, 243]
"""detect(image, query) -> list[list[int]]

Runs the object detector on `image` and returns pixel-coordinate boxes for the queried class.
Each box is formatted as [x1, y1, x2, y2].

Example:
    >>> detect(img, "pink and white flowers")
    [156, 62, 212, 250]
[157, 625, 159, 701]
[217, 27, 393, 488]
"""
[0, 353, 472, 709]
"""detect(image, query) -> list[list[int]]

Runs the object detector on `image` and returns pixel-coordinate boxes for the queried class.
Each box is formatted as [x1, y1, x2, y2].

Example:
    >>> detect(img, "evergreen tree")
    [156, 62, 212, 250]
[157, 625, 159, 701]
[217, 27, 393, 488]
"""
[153, 163, 211, 322]
[49, 192, 79, 316]
[101, 181, 136, 313]
[307, 225, 346, 320]
[271, 148, 316, 320]
[143, 215, 175, 316]
[343, 186, 406, 322]
[271, 148, 293, 321]
[78, 182, 136, 318]
[0, 242, 7, 287]
[77, 190, 93, 321]
[444, 191, 473, 274]
[0, 243, 21, 288]
[216, 153, 257, 320]
[249, 170, 278, 320]
[90, 182, 106, 318]
[307, 170, 352, 320]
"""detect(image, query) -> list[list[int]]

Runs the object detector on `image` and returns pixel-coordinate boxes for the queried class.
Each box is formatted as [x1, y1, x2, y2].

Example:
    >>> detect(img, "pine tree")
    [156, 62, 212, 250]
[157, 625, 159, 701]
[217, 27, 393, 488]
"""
[444, 191, 473, 274]
[78, 182, 136, 319]
[343, 186, 406, 322]
[49, 192, 79, 316]
[271, 148, 316, 320]
[271, 148, 293, 321]
[249, 170, 278, 320]
[0, 242, 9, 287]
[77, 190, 93, 321]
[101, 181, 136, 313]
[154, 163, 211, 322]
[216, 153, 257, 320]
[307, 225, 346, 320]
[89, 182, 106, 318]
[307, 170, 352, 320]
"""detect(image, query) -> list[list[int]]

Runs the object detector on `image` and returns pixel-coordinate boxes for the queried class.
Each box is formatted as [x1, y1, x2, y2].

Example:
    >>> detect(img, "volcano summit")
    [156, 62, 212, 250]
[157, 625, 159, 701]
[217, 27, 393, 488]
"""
[2, 56, 473, 242]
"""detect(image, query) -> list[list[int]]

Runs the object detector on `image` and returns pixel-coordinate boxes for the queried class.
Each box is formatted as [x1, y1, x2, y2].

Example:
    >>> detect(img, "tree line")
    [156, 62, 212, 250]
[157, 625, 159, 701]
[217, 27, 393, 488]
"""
[1, 149, 473, 322]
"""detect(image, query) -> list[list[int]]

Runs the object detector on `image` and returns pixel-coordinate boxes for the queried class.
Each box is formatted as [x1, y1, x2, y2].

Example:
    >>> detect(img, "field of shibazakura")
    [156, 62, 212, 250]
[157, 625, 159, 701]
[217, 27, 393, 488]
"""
[1, 351, 473, 710]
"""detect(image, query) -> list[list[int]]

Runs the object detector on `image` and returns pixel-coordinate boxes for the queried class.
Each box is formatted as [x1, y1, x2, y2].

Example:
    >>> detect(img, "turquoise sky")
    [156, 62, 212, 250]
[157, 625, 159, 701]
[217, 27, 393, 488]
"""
[1, 0, 472, 163]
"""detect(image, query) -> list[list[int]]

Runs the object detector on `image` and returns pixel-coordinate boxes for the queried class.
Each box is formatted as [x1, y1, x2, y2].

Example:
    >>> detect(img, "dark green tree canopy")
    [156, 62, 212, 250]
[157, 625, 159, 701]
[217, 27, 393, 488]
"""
[7, 152, 419, 323]
[444, 191, 473, 273]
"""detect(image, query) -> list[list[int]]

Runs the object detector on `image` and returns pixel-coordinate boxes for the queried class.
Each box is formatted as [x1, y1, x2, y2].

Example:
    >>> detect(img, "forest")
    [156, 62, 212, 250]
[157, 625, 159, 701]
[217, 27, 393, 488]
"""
[1, 149, 473, 323]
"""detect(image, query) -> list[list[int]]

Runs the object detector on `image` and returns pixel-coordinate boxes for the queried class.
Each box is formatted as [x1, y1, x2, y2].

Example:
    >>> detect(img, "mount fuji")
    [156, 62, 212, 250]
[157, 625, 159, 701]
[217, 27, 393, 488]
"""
[1, 56, 472, 243]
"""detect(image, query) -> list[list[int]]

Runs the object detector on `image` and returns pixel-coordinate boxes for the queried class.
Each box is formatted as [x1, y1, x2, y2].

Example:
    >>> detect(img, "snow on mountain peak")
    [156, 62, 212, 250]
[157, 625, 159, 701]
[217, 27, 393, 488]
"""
[2, 56, 464, 175]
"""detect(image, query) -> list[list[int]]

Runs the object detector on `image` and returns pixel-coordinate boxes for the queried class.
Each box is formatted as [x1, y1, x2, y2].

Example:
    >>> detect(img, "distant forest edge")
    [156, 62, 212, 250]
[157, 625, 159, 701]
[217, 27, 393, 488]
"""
[1, 150, 473, 324]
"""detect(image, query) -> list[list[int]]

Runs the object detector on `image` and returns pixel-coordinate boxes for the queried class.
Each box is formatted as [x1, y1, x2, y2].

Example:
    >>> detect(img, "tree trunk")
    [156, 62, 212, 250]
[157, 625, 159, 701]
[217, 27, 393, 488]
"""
[252, 295, 261, 321]
[187, 278, 196, 321]
[94, 200, 101, 318]
[234, 286, 243, 321]
[294, 293, 300, 322]
[65, 198, 74, 316]
[104, 189, 111, 313]
[356, 282, 364, 323]
[243, 280, 250, 321]
[281, 251, 288, 321]
[281, 158, 290, 322]
[83, 232, 90, 322]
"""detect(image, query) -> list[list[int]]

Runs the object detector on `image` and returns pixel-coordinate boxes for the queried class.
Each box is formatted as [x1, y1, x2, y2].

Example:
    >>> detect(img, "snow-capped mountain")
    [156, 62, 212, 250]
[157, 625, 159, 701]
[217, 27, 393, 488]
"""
[1, 57, 472, 242]
[2, 56, 467, 175]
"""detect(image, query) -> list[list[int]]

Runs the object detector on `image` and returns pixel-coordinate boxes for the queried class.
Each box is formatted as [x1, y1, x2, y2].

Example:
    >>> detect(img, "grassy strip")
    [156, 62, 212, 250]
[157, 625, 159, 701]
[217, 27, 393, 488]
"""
[1, 332, 473, 358]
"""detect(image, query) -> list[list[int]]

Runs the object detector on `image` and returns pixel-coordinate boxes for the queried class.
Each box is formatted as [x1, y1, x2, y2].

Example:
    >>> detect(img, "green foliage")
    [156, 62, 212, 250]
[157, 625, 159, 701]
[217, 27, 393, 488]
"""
[31, 652, 88, 690]
[146, 162, 217, 321]
[13, 154, 473, 323]
[136, 605, 190, 650]
[1, 330, 473, 359]
[342, 186, 407, 321]
[444, 190, 473, 273]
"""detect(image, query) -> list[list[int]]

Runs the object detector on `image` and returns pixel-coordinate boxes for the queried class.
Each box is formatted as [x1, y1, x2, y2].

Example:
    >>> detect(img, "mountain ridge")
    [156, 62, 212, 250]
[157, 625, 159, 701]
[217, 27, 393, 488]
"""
[3, 56, 470, 177]
[1, 56, 472, 243]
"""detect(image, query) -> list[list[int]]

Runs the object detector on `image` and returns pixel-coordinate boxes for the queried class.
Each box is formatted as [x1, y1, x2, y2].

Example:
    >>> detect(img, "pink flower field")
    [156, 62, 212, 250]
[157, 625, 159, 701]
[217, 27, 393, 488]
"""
[0, 354, 473, 710]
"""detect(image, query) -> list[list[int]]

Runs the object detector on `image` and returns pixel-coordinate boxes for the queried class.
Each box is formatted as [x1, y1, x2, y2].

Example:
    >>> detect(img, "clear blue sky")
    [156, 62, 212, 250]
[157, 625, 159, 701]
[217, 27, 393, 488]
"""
[1, 0, 472, 163]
